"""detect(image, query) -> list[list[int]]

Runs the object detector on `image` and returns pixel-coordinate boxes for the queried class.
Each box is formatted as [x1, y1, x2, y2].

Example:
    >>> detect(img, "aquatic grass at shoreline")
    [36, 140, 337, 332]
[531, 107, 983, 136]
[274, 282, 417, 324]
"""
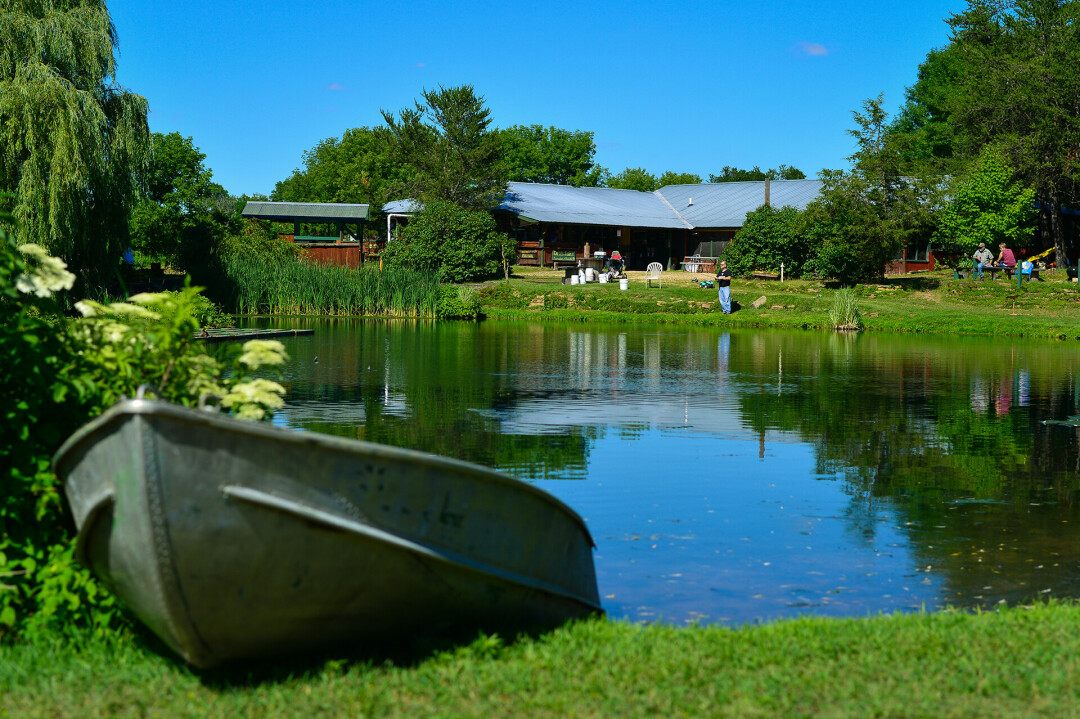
[222, 255, 441, 317]
[5, 604, 1080, 717]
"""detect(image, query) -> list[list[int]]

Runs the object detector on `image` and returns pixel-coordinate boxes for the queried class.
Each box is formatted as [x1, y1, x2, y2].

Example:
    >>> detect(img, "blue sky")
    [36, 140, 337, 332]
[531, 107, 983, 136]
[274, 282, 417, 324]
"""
[107, 0, 963, 197]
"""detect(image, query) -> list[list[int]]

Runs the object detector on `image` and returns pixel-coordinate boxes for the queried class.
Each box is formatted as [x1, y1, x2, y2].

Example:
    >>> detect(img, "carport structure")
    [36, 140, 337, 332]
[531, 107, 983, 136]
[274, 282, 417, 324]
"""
[241, 201, 373, 269]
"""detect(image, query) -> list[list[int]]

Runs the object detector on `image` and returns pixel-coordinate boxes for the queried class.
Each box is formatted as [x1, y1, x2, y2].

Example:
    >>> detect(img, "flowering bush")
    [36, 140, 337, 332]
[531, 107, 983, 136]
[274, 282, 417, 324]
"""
[0, 205, 287, 639]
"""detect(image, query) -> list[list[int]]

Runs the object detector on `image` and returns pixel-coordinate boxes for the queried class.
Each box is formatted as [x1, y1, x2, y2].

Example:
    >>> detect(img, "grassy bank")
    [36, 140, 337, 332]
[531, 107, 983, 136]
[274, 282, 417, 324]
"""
[4, 606, 1080, 717]
[477, 267, 1080, 339]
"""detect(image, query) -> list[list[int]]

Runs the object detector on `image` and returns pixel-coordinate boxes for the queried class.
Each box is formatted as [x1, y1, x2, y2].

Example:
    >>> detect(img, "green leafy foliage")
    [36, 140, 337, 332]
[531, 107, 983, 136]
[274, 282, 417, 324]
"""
[434, 285, 481, 319]
[499, 125, 606, 187]
[934, 147, 1036, 267]
[272, 126, 408, 211]
[606, 167, 660, 192]
[803, 96, 937, 283]
[657, 171, 703, 186]
[0, 0, 150, 297]
[709, 165, 806, 182]
[897, 1, 1080, 265]
[1, 207, 287, 638]
[381, 85, 507, 210]
[381, 200, 506, 283]
[723, 205, 810, 277]
[129, 132, 228, 272]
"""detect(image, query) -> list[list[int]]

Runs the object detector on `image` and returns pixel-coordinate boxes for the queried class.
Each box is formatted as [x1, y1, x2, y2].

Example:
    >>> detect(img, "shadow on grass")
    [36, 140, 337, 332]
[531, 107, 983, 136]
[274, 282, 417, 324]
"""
[128, 612, 604, 690]
[882, 276, 942, 291]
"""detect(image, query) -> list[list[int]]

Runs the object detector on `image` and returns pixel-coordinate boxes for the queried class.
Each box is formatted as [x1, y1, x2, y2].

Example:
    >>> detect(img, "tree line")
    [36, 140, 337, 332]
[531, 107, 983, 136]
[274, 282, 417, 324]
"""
[3, 0, 1079, 291]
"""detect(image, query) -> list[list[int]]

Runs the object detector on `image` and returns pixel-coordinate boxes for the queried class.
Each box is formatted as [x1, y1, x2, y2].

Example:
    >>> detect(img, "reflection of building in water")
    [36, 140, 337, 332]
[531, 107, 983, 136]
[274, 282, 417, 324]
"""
[643, 335, 661, 387]
[995, 378, 1013, 415]
[971, 375, 989, 413]
[568, 331, 593, 390]
[717, 333, 730, 395]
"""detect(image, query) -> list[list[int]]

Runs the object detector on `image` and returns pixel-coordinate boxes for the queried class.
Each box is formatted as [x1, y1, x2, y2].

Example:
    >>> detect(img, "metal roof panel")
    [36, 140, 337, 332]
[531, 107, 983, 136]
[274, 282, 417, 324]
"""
[241, 201, 370, 222]
[656, 180, 823, 228]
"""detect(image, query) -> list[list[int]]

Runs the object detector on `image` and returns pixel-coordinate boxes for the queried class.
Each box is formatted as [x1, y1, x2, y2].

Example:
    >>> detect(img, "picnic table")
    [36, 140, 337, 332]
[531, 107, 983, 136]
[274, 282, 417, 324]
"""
[971, 262, 1042, 282]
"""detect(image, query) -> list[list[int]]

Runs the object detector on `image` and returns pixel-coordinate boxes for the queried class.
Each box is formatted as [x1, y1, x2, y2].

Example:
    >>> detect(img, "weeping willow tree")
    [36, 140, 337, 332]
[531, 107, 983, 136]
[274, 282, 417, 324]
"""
[0, 0, 149, 296]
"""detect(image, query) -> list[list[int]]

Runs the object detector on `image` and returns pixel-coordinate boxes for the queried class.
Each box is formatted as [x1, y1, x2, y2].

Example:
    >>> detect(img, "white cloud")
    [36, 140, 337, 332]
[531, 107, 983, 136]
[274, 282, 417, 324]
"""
[327, 83, 349, 91]
[795, 41, 828, 56]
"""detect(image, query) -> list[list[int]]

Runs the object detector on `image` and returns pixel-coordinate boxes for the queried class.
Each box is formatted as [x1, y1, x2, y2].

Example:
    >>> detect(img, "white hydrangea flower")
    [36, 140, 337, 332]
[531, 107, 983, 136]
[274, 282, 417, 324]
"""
[103, 302, 161, 320]
[15, 243, 76, 298]
[75, 300, 108, 317]
[101, 320, 131, 344]
[222, 378, 286, 421]
[128, 292, 167, 305]
[237, 340, 288, 369]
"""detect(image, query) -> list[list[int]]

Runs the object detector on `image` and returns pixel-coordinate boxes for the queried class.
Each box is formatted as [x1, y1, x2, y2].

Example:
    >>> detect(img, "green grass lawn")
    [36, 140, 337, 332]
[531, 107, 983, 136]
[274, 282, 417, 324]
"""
[476, 267, 1080, 339]
[5, 605, 1080, 718]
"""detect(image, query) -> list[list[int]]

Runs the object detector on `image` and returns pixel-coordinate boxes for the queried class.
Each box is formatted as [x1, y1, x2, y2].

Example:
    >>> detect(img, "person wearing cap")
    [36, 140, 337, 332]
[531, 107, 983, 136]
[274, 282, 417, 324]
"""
[973, 243, 993, 280]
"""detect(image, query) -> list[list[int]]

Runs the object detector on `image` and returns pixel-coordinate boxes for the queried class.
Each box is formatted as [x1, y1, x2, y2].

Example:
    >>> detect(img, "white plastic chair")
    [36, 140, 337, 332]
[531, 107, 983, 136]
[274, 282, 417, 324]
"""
[646, 262, 663, 288]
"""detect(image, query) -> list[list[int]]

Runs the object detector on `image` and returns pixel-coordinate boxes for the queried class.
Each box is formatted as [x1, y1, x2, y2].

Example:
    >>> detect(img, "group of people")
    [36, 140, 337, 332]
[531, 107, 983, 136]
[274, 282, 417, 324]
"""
[972, 242, 1027, 280]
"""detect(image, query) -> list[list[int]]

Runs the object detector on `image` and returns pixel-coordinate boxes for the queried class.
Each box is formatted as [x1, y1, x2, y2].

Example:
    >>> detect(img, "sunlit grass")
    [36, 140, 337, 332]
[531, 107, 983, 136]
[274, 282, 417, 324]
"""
[477, 268, 1080, 339]
[5, 604, 1080, 717]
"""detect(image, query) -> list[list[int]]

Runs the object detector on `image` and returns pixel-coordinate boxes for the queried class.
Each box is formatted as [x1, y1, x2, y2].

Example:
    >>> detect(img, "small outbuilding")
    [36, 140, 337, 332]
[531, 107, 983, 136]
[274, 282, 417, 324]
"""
[241, 201, 373, 269]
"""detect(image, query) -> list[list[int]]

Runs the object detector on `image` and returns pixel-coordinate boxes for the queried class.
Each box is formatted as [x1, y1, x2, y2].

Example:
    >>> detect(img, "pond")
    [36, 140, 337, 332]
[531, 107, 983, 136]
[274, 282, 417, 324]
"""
[256, 318, 1080, 626]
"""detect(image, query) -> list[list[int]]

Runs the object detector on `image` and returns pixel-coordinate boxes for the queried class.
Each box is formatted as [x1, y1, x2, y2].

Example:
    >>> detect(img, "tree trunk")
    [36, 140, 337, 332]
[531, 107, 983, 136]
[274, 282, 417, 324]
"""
[1048, 188, 1067, 269]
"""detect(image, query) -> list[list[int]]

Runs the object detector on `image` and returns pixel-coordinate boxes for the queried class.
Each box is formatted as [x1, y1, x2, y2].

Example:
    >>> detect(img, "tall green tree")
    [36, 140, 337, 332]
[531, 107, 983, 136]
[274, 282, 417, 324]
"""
[272, 126, 406, 210]
[381, 85, 507, 209]
[934, 147, 1036, 268]
[606, 167, 660, 192]
[499, 125, 606, 186]
[803, 96, 937, 283]
[0, 0, 149, 296]
[941, 0, 1080, 265]
[889, 45, 966, 173]
[129, 132, 226, 271]
[709, 165, 806, 182]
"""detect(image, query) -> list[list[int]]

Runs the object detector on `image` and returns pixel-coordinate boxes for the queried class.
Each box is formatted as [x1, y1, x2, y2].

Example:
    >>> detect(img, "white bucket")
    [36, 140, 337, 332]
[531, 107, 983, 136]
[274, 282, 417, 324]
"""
[619, 278, 629, 291]
[599, 273, 609, 283]
[570, 275, 579, 285]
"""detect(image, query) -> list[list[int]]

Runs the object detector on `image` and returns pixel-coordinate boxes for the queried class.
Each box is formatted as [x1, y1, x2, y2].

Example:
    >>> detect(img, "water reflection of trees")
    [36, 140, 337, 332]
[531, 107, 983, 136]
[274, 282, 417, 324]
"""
[732, 332, 1080, 503]
[277, 320, 594, 478]
[730, 331, 1080, 608]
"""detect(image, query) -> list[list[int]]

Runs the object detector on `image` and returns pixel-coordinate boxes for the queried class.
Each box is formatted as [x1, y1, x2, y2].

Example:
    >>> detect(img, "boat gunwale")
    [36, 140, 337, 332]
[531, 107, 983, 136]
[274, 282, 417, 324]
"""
[53, 398, 597, 546]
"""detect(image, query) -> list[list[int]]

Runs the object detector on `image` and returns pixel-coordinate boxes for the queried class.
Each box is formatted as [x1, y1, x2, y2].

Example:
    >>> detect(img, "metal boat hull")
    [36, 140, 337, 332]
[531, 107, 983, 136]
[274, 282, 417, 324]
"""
[54, 399, 601, 668]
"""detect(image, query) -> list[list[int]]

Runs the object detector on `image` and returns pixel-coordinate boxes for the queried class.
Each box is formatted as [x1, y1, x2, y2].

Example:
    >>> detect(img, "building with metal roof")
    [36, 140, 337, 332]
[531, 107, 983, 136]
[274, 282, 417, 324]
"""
[380, 179, 826, 271]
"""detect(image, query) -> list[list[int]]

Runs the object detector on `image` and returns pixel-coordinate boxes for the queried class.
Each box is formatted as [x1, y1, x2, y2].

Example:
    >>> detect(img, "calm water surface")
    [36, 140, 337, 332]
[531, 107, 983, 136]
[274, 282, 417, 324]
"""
[256, 318, 1080, 626]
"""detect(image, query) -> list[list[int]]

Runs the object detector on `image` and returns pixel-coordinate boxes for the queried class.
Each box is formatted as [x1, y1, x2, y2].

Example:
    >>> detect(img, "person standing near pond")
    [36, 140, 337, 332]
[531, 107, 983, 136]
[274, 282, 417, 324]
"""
[973, 243, 993, 279]
[996, 242, 1016, 269]
[715, 260, 732, 314]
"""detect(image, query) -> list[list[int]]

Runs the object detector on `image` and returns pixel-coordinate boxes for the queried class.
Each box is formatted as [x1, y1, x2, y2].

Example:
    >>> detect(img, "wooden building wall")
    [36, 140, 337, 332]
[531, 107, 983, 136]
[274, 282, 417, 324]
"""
[299, 242, 361, 270]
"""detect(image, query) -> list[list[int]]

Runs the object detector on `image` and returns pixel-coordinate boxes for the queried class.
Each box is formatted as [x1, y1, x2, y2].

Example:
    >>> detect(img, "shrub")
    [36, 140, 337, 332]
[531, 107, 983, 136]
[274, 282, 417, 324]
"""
[435, 285, 481, 319]
[381, 200, 506, 283]
[723, 205, 810, 278]
[1, 207, 287, 639]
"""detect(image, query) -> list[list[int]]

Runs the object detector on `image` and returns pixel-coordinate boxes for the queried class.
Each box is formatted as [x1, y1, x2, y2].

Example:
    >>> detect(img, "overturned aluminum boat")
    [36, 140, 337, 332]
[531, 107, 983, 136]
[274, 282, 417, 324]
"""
[54, 398, 601, 668]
